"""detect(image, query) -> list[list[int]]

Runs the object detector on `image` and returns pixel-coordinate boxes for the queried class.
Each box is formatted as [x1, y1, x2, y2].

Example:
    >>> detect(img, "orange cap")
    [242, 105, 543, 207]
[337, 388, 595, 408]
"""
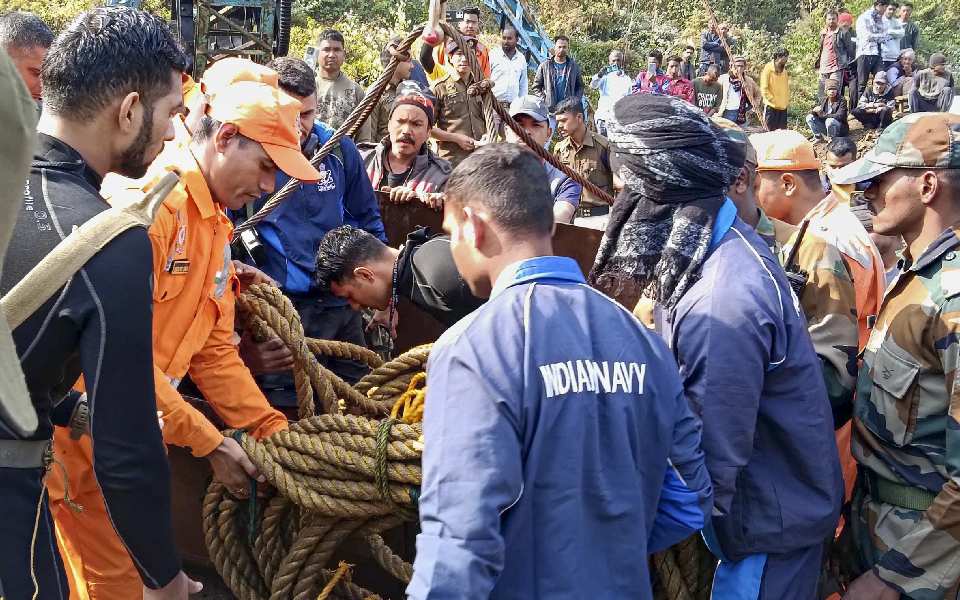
[201, 57, 279, 95]
[749, 130, 820, 171]
[207, 80, 320, 182]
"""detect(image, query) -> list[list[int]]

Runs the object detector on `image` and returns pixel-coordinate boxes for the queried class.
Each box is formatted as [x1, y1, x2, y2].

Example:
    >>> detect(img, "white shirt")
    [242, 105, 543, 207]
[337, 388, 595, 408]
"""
[589, 70, 633, 120]
[489, 47, 529, 104]
[881, 16, 904, 61]
[856, 8, 888, 57]
[719, 74, 742, 111]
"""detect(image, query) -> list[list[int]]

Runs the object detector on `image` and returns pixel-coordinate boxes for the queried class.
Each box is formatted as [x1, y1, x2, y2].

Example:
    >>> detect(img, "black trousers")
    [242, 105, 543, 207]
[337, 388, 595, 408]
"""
[856, 55, 882, 99]
[852, 107, 892, 130]
[846, 67, 859, 114]
[764, 106, 788, 130]
[0, 467, 69, 600]
[258, 301, 370, 409]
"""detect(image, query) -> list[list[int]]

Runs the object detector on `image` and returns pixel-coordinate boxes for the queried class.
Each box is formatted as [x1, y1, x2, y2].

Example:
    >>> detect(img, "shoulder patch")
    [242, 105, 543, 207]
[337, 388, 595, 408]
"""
[940, 266, 960, 299]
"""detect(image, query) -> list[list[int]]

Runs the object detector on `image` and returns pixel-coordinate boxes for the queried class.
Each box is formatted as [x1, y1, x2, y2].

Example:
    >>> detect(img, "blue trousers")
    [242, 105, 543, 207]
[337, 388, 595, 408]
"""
[712, 544, 823, 600]
[0, 467, 69, 600]
[759, 544, 823, 600]
[805, 114, 844, 138]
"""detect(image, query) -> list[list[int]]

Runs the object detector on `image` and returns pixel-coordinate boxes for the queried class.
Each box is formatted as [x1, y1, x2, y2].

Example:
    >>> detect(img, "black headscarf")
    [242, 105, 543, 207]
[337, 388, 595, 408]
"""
[589, 94, 745, 308]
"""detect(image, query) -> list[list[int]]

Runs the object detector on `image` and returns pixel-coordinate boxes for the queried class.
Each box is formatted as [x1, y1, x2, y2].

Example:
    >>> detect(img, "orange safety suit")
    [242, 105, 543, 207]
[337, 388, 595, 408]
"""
[427, 41, 491, 81]
[48, 122, 288, 599]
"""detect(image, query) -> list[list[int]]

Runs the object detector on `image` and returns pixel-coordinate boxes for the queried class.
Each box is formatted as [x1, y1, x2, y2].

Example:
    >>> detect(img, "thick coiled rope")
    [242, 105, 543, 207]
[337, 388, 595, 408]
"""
[203, 284, 422, 599]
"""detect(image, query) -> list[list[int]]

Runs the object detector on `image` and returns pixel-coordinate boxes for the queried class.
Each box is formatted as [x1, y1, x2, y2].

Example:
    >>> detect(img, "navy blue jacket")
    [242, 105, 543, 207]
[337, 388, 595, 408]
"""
[661, 212, 843, 560]
[408, 256, 712, 600]
[231, 122, 386, 297]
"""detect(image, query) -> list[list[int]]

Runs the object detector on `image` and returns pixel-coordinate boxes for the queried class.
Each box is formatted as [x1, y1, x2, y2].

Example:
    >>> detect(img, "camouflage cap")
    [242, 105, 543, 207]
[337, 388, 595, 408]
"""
[832, 112, 960, 184]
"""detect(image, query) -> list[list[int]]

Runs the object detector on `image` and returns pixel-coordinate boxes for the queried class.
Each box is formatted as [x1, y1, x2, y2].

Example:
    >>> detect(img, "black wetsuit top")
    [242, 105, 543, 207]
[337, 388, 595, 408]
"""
[0, 134, 180, 589]
[396, 227, 484, 327]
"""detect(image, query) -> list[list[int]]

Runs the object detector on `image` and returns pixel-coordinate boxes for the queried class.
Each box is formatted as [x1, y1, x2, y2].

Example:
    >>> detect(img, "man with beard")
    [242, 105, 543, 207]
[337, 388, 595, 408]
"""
[591, 94, 842, 599]
[49, 69, 315, 599]
[718, 56, 760, 125]
[0, 7, 197, 599]
[532, 35, 584, 111]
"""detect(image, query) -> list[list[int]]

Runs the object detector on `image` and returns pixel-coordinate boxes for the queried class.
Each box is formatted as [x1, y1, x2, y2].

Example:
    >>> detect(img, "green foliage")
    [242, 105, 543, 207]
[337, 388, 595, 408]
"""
[5, 0, 959, 124]
[0, 0, 168, 31]
[0, 0, 96, 31]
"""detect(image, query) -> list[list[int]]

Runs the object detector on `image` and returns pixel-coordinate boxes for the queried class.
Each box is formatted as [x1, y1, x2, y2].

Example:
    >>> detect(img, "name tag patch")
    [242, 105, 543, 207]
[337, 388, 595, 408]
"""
[168, 259, 190, 275]
[538, 360, 647, 399]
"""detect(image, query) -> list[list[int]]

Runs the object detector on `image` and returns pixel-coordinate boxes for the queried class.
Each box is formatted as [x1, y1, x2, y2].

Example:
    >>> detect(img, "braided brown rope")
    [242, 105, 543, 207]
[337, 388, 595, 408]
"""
[205, 286, 429, 599]
[651, 535, 715, 600]
[366, 534, 414, 583]
[233, 20, 617, 243]
[438, 23, 616, 206]
[238, 284, 391, 418]
[232, 26, 426, 241]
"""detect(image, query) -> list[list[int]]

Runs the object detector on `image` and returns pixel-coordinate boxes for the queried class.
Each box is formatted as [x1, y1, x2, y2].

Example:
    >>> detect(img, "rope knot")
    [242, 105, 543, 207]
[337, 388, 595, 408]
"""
[467, 79, 494, 97]
[375, 418, 399, 505]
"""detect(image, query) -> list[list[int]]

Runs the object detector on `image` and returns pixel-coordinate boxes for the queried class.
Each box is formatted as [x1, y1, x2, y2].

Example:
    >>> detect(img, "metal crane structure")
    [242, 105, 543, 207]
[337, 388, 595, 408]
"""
[479, 0, 553, 72]
[107, 0, 292, 78]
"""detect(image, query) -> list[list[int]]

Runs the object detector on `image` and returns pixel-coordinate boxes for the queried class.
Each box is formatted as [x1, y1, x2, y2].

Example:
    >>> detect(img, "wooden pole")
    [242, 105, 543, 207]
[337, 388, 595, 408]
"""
[699, 0, 768, 130]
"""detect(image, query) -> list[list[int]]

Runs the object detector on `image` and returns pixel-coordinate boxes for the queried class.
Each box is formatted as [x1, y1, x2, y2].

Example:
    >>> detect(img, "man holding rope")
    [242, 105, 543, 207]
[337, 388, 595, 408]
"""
[592, 94, 842, 599]
[49, 69, 310, 600]
[0, 7, 198, 599]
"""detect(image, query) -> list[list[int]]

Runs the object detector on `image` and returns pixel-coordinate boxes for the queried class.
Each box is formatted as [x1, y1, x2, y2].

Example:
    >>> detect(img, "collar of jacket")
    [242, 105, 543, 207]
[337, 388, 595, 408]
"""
[559, 130, 597, 152]
[376, 139, 437, 176]
[34, 133, 104, 190]
[906, 226, 960, 273]
[168, 133, 217, 220]
[490, 255, 585, 298]
[449, 71, 475, 84]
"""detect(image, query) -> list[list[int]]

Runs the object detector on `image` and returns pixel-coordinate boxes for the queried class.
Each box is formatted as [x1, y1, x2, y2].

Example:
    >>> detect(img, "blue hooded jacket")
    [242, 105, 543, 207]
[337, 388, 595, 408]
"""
[660, 210, 843, 561]
[231, 122, 386, 298]
[408, 256, 713, 600]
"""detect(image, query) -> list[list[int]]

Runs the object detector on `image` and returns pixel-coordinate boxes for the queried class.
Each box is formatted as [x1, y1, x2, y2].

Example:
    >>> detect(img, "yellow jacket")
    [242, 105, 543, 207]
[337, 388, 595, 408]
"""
[760, 62, 790, 110]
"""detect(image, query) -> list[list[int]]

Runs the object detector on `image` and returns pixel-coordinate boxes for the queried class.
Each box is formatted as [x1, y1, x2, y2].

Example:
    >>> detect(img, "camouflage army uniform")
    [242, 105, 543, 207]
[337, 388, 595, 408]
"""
[852, 227, 960, 598]
[830, 112, 960, 599]
[787, 196, 886, 512]
[431, 72, 487, 168]
[780, 209, 862, 415]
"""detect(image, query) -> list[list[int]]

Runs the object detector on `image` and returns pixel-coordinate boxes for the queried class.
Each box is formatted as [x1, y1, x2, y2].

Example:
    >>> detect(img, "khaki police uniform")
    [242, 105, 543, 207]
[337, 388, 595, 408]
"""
[431, 72, 487, 168]
[554, 130, 613, 229]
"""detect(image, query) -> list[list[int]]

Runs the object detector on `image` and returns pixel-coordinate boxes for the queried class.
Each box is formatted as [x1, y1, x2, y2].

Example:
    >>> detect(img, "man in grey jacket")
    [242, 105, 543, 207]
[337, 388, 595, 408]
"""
[531, 35, 584, 111]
